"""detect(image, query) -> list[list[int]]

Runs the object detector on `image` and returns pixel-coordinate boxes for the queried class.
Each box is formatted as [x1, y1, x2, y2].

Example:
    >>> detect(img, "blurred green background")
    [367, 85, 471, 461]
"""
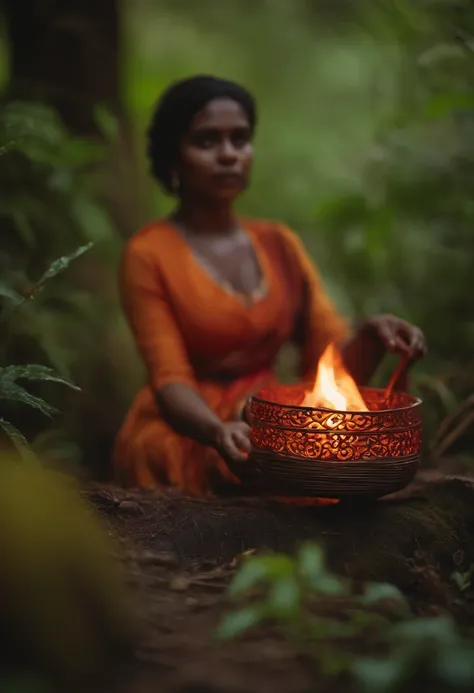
[0, 0, 473, 478]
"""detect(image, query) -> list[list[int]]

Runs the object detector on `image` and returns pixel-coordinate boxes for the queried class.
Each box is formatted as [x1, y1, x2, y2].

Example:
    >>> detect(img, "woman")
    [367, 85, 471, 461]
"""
[113, 75, 426, 497]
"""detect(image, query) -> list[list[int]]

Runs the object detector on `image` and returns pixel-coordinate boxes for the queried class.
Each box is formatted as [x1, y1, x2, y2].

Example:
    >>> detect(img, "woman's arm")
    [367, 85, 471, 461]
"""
[343, 315, 426, 386]
[120, 240, 250, 462]
[277, 226, 426, 386]
[157, 383, 251, 462]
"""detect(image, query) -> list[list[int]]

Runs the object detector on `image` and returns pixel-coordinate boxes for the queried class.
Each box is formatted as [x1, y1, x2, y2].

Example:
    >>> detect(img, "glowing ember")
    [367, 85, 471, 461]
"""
[303, 343, 368, 411]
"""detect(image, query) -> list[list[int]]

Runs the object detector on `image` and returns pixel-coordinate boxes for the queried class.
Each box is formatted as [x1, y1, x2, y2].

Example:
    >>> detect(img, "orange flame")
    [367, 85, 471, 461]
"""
[303, 343, 368, 411]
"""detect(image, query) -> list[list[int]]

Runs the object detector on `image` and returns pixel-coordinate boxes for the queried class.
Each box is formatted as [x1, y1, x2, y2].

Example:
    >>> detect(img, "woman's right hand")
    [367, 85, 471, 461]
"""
[212, 420, 252, 466]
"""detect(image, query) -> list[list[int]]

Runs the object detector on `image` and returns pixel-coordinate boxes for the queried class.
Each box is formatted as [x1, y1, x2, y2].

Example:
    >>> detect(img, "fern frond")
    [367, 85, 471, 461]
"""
[0, 101, 66, 149]
[37, 243, 94, 286]
[0, 282, 23, 306]
[0, 365, 80, 391]
[0, 418, 38, 462]
[0, 382, 58, 418]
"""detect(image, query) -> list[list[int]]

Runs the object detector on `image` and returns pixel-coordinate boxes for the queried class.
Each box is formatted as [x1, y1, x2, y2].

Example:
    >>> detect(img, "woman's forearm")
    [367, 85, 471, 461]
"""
[156, 382, 223, 446]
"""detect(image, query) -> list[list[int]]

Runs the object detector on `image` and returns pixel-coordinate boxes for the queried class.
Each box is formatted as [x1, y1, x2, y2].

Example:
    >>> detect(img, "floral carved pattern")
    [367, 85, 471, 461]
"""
[248, 385, 422, 462]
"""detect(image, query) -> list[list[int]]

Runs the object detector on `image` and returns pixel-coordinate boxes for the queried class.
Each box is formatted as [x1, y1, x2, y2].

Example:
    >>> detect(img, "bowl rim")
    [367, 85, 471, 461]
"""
[250, 384, 422, 416]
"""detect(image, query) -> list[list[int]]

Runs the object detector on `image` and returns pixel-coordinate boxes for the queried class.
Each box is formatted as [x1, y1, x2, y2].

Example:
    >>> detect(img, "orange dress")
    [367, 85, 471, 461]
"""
[113, 219, 349, 496]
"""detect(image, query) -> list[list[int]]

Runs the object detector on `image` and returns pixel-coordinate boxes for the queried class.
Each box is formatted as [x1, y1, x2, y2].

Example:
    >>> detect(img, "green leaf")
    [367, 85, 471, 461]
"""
[267, 575, 301, 618]
[36, 243, 94, 286]
[314, 575, 347, 596]
[215, 606, 263, 641]
[258, 554, 296, 579]
[0, 365, 80, 391]
[0, 282, 23, 306]
[298, 543, 324, 579]
[228, 559, 269, 598]
[435, 644, 474, 687]
[298, 545, 347, 595]
[361, 582, 406, 606]
[353, 657, 405, 693]
[94, 104, 119, 143]
[393, 617, 457, 646]
[451, 568, 472, 592]
[0, 101, 66, 145]
[0, 418, 38, 462]
[0, 382, 58, 418]
[60, 139, 107, 167]
[10, 208, 36, 249]
[70, 194, 116, 243]
[423, 92, 474, 120]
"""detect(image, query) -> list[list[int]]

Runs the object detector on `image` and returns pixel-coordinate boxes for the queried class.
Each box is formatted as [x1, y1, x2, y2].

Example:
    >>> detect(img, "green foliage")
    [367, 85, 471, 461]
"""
[0, 98, 137, 471]
[452, 564, 474, 593]
[0, 99, 117, 371]
[0, 245, 93, 461]
[217, 544, 404, 646]
[356, 618, 474, 693]
[218, 544, 474, 691]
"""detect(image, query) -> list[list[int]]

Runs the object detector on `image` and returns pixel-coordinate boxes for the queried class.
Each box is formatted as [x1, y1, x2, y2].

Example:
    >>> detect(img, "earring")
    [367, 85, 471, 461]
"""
[171, 171, 180, 194]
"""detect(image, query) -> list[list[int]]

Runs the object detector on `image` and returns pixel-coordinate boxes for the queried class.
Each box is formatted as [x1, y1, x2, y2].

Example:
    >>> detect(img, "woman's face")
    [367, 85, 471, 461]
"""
[176, 97, 253, 203]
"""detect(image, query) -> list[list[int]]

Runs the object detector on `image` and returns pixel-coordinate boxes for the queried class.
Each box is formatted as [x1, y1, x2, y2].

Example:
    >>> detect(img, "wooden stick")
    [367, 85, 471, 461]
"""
[383, 354, 411, 403]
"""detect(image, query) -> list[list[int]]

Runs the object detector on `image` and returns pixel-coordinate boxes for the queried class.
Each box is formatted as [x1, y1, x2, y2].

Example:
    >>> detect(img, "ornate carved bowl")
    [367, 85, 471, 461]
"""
[241, 385, 423, 499]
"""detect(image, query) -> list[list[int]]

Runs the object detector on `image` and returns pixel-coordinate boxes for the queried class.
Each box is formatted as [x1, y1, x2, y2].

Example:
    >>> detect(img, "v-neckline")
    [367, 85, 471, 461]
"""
[164, 218, 271, 308]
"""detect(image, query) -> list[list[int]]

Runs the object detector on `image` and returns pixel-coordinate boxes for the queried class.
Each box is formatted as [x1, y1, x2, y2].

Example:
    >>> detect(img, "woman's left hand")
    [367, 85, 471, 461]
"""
[362, 314, 427, 362]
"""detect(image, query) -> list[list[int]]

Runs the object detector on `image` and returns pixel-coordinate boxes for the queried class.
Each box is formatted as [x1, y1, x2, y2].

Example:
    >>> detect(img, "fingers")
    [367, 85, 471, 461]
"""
[373, 318, 399, 353]
[411, 329, 427, 359]
[221, 423, 252, 463]
[373, 316, 427, 361]
[223, 439, 248, 463]
[232, 429, 252, 455]
[400, 324, 427, 361]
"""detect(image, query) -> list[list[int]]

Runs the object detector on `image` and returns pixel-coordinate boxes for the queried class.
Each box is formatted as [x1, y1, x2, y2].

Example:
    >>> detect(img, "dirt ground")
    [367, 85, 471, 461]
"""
[85, 469, 474, 693]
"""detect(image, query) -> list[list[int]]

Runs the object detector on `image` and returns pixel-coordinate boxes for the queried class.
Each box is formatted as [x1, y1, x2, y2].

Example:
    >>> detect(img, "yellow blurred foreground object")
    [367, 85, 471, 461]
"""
[0, 453, 139, 691]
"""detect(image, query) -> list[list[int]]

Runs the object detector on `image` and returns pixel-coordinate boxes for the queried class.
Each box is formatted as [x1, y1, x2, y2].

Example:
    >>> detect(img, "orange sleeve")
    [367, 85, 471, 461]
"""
[119, 241, 197, 391]
[278, 224, 351, 381]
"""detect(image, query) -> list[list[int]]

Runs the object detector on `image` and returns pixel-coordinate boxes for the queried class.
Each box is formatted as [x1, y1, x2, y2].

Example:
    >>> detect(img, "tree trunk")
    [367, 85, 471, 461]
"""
[3, 0, 121, 134]
[2, 0, 149, 236]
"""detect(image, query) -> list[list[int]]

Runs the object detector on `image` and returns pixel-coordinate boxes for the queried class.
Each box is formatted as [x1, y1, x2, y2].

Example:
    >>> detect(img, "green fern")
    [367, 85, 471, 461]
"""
[0, 364, 83, 460]
[0, 244, 94, 325]
[0, 382, 58, 418]
[0, 365, 81, 390]
[0, 245, 91, 460]
[35, 243, 94, 287]
[0, 283, 23, 306]
[0, 419, 37, 463]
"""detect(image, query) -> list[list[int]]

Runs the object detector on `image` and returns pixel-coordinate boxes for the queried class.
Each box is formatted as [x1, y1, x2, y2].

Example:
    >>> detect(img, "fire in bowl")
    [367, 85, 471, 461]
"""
[242, 346, 423, 499]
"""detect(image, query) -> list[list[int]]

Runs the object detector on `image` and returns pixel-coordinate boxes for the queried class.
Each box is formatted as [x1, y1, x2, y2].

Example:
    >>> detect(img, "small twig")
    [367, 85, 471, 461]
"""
[433, 410, 474, 458]
[432, 395, 474, 451]
[383, 354, 411, 404]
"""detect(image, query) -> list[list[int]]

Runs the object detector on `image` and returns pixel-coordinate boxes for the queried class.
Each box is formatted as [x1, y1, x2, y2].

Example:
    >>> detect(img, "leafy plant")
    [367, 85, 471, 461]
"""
[452, 564, 474, 594]
[218, 544, 474, 690]
[0, 244, 93, 461]
[0, 99, 135, 474]
[218, 544, 406, 641]
[355, 617, 474, 693]
[217, 544, 407, 678]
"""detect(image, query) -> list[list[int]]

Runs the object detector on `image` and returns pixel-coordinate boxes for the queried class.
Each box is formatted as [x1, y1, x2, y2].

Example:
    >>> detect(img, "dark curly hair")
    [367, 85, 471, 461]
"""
[147, 75, 257, 194]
